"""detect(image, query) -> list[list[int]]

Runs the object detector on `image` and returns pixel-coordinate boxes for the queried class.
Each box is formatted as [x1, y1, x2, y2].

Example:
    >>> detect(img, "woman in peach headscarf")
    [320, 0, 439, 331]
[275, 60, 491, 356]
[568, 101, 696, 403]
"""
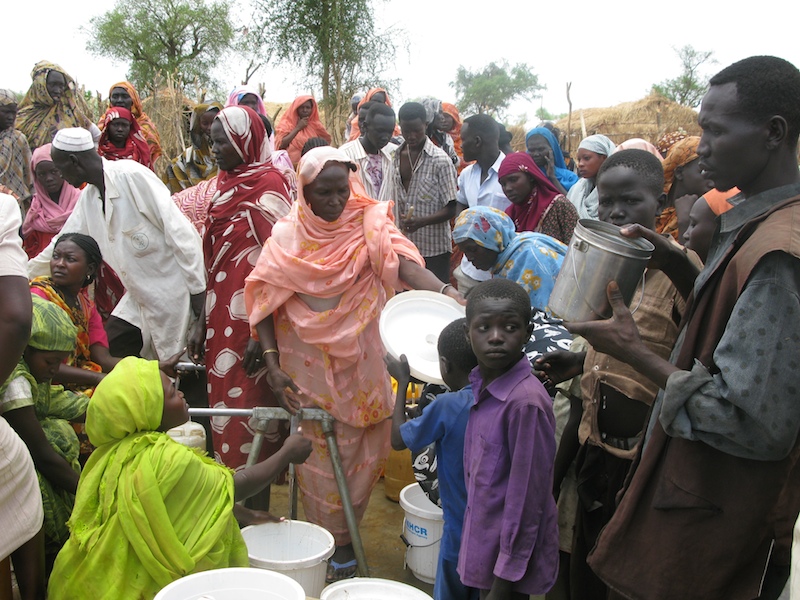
[99, 82, 163, 163]
[275, 95, 331, 166]
[244, 146, 460, 580]
[658, 136, 712, 241]
[441, 102, 464, 167]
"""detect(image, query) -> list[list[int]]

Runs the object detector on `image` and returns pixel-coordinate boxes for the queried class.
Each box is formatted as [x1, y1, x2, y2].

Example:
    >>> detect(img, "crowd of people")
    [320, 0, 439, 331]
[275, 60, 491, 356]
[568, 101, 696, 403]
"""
[0, 53, 799, 600]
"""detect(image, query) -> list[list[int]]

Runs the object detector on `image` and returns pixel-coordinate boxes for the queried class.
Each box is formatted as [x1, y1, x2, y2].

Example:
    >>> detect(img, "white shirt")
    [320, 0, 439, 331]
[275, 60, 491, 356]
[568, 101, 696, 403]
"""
[339, 138, 398, 200]
[0, 193, 44, 557]
[455, 152, 509, 280]
[29, 159, 206, 360]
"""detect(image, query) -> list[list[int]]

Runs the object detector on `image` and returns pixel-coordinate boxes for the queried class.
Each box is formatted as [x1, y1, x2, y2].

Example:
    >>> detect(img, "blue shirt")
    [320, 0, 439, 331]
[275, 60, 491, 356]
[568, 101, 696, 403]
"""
[400, 385, 472, 562]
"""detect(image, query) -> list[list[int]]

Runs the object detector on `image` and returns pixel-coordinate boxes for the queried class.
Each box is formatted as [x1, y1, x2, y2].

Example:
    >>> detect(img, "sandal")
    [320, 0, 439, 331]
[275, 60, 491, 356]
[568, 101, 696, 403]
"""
[326, 558, 358, 583]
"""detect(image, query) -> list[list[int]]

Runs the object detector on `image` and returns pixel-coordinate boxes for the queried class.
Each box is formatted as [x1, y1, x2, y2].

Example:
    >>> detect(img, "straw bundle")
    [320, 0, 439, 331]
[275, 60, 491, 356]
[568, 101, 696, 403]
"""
[554, 93, 701, 153]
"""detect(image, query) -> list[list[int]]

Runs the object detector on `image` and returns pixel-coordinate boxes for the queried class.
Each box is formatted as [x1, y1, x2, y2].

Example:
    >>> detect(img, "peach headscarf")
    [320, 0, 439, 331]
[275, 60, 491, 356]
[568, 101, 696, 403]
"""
[274, 95, 331, 165]
[347, 87, 396, 141]
[702, 188, 738, 215]
[245, 146, 423, 362]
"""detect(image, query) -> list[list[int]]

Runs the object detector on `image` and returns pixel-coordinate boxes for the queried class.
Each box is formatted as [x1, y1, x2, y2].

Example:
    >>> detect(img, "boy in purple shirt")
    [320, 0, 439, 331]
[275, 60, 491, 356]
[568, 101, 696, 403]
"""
[388, 318, 480, 600]
[459, 278, 559, 599]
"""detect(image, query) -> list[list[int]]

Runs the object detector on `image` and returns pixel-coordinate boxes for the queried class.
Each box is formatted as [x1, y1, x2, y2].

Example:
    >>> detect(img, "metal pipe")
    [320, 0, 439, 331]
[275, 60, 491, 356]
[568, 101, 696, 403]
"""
[322, 418, 369, 577]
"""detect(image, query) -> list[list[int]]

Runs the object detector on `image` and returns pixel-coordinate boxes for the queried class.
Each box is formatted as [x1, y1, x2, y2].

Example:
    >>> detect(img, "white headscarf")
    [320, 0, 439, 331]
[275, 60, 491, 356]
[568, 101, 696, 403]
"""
[567, 134, 617, 219]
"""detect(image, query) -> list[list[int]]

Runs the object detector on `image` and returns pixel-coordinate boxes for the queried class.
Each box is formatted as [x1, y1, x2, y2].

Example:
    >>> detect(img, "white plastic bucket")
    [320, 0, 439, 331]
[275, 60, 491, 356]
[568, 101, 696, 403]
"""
[241, 520, 335, 598]
[154, 567, 305, 600]
[166, 421, 207, 451]
[399, 483, 444, 584]
[321, 577, 433, 599]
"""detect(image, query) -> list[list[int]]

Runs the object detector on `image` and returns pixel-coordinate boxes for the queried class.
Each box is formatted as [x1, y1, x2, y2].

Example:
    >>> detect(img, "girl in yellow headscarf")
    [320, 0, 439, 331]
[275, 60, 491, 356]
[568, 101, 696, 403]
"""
[48, 357, 311, 599]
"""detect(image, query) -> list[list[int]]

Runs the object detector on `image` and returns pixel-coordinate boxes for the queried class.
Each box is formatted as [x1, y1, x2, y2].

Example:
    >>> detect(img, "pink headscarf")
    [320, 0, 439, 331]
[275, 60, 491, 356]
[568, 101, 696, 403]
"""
[22, 143, 81, 237]
[614, 138, 664, 161]
[498, 152, 563, 233]
[225, 85, 266, 116]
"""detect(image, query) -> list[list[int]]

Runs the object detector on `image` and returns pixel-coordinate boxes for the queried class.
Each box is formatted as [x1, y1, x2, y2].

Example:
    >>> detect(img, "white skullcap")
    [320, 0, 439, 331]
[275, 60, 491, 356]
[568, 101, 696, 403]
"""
[52, 128, 95, 152]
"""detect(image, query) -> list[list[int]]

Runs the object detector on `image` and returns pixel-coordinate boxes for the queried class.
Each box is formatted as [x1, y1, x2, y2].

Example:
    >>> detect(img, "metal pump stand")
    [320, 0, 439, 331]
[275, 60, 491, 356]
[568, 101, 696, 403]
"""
[188, 406, 370, 577]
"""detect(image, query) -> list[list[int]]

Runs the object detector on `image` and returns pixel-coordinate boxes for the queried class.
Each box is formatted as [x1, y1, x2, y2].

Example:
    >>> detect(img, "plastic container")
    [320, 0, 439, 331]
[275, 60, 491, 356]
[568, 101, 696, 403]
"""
[154, 567, 305, 600]
[166, 421, 206, 451]
[321, 577, 433, 599]
[240, 520, 335, 598]
[384, 447, 416, 502]
[398, 483, 443, 584]
[549, 219, 654, 321]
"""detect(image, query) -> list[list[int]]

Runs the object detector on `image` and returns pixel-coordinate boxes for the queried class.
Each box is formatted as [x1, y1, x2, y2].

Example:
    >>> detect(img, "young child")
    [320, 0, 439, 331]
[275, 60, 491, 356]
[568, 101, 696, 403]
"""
[387, 318, 479, 600]
[458, 278, 559, 599]
[535, 148, 700, 600]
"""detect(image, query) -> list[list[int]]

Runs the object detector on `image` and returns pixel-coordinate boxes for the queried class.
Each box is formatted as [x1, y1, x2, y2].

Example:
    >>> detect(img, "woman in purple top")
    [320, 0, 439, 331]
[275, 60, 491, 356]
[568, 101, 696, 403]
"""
[459, 278, 559, 599]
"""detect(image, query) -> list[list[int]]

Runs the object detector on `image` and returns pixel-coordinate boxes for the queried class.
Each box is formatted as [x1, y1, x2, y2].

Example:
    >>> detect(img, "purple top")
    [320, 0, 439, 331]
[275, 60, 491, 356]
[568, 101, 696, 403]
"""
[457, 355, 559, 594]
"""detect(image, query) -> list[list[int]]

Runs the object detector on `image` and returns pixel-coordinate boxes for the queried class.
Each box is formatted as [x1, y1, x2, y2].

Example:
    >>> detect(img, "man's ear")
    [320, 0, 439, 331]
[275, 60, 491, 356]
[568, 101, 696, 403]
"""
[765, 115, 789, 151]
[656, 192, 668, 216]
[674, 165, 684, 182]
[440, 356, 452, 376]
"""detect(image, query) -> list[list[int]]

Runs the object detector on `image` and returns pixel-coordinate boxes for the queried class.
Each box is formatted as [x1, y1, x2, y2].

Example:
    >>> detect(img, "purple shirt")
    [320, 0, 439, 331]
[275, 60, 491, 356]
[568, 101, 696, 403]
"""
[457, 356, 559, 594]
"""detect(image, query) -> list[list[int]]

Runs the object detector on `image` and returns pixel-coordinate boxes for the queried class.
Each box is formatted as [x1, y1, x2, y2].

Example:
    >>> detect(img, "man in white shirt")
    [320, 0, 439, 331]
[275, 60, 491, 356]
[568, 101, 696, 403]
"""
[339, 103, 398, 200]
[29, 128, 205, 362]
[453, 113, 508, 294]
[0, 192, 45, 597]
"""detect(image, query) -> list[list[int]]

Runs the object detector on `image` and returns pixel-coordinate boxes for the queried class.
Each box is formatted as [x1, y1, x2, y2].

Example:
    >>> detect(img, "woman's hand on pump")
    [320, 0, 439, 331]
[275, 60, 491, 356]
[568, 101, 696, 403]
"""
[187, 320, 206, 364]
[282, 431, 313, 463]
[266, 366, 302, 415]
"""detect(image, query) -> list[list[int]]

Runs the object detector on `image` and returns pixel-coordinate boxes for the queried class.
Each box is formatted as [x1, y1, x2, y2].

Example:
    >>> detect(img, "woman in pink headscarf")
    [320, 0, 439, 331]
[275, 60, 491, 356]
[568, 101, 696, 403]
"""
[244, 146, 460, 580]
[22, 143, 81, 258]
[97, 107, 153, 170]
[187, 106, 293, 483]
[498, 152, 579, 244]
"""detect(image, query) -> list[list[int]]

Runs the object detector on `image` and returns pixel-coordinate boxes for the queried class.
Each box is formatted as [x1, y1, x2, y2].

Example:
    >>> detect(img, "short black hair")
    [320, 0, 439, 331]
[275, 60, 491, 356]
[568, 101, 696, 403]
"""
[466, 278, 532, 325]
[301, 137, 330, 156]
[367, 102, 395, 122]
[598, 148, 665, 198]
[463, 113, 499, 145]
[709, 55, 800, 145]
[437, 318, 477, 373]
[258, 114, 273, 138]
[358, 101, 375, 115]
[398, 102, 427, 124]
[55, 233, 103, 287]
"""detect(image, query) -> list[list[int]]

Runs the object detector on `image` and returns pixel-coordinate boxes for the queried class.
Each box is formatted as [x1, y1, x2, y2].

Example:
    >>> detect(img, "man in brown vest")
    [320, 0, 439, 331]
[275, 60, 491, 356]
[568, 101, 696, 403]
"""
[567, 55, 800, 600]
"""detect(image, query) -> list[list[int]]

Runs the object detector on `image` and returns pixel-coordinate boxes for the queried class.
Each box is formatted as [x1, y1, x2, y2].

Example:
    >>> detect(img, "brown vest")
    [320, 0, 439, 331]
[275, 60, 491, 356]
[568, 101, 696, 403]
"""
[588, 195, 800, 600]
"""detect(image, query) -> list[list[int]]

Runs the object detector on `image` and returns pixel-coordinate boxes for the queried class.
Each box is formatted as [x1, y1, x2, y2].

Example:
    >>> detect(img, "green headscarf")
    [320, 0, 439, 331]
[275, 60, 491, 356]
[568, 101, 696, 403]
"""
[49, 357, 247, 600]
[85, 356, 163, 446]
[29, 294, 77, 352]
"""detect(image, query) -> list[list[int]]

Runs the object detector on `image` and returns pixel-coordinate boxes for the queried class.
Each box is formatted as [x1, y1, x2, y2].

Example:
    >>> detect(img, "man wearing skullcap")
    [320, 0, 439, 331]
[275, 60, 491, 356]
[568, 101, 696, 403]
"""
[28, 128, 205, 362]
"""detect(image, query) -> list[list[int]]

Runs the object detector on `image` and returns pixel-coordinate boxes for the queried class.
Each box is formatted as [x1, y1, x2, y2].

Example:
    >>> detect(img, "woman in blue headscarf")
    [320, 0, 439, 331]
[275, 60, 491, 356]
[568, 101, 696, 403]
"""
[525, 127, 579, 194]
[452, 206, 566, 311]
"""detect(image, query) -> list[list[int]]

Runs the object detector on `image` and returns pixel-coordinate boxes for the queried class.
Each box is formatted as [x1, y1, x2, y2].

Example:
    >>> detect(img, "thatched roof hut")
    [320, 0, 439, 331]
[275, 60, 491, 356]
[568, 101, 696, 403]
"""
[554, 93, 701, 154]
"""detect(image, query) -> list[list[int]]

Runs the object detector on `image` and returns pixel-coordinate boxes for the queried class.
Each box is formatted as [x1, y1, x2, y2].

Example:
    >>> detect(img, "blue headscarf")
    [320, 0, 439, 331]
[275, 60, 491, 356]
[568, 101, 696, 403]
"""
[452, 206, 566, 311]
[525, 127, 579, 191]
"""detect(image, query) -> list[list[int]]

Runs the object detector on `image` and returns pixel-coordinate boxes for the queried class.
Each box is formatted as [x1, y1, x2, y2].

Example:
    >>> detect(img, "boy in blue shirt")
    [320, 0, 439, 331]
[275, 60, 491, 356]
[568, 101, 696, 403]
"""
[387, 318, 479, 600]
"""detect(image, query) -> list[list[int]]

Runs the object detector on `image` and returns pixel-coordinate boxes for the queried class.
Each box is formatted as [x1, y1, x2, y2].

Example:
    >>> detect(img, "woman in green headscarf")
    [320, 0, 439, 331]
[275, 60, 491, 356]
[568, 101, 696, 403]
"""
[15, 61, 96, 152]
[0, 295, 87, 558]
[49, 356, 312, 599]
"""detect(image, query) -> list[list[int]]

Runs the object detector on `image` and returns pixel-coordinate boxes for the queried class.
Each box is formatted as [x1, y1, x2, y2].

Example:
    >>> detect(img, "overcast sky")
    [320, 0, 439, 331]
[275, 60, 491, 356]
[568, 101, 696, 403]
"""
[6, 0, 800, 128]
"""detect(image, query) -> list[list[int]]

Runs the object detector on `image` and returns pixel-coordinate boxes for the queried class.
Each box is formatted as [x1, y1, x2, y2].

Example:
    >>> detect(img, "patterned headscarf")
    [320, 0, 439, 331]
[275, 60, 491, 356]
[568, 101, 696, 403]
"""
[85, 357, 162, 446]
[100, 82, 163, 162]
[662, 136, 700, 194]
[225, 85, 266, 116]
[0, 89, 33, 203]
[656, 129, 688, 157]
[15, 61, 94, 151]
[98, 107, 153, 169]
[29, 295, 77, 352]
[209, 106, 291, 225]
[0, 89, 16, 106]
[452, 206, 566, 310]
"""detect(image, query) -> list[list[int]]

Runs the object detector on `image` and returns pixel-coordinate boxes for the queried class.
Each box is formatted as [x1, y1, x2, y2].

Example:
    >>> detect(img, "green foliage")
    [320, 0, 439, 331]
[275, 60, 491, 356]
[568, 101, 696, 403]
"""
[256, 0, 398, 145]
[651, 45, 716, 108]
[87, 0, 235, 92]
[535, 106, 566, 122]
[451, 61, 544, 118]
